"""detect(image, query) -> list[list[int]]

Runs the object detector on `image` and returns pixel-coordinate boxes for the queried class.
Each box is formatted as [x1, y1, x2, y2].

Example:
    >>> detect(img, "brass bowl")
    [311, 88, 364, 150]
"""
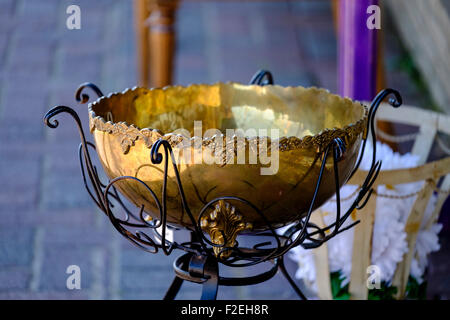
[88, 83, 367, 233]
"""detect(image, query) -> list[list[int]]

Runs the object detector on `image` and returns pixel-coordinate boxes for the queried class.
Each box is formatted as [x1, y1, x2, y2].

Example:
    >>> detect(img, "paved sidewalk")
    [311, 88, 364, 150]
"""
[0, 0, 447, 299]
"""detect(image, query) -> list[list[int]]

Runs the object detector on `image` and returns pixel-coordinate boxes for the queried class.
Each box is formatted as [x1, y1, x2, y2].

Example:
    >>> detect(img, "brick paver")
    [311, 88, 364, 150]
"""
[0, 0, 448, 300]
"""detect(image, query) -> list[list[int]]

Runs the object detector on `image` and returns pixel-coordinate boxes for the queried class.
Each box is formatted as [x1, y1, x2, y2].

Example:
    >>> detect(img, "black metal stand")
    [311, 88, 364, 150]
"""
[43, 70, 402, 300]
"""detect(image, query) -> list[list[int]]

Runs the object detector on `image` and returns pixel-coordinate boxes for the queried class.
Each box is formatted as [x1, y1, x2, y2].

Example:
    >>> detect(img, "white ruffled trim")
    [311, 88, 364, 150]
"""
[285, 141, 442, 293]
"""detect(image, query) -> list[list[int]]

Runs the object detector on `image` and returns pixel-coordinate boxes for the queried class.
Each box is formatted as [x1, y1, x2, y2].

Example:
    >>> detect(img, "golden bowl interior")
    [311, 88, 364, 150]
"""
[91, 83, 365, 141]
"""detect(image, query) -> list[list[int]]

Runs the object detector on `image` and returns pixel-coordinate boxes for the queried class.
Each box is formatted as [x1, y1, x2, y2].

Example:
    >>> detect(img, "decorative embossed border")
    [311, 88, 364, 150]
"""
[88, 85, 368, 154]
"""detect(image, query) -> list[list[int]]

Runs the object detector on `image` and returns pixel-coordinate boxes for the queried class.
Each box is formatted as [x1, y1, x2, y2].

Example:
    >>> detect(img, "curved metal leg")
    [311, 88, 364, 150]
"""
[200, 262, 219, 300]
[278, 257, 307, 300]
[188, 254, 219, 300]
[164, 276, 184, 300]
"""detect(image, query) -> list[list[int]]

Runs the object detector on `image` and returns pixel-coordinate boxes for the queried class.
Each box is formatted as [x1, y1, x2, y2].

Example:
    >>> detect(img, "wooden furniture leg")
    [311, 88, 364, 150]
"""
[147, 0, 178, 87]
[135, 0, 151, 87]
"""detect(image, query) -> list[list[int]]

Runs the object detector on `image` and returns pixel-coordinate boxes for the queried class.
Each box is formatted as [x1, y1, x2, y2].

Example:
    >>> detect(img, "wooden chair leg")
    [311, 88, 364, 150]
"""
[147, 0, 178, 87]
[135, 0, 151, 87]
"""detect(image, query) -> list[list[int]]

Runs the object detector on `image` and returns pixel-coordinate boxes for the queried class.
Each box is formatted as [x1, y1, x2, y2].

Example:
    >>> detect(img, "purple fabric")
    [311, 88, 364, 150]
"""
[338, 0, 379, 101]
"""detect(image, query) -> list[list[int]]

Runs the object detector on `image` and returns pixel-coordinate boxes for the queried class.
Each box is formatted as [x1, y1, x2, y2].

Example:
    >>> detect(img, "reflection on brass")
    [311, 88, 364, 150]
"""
[88, 83, 368, 231]
[200, 200, 252, 258]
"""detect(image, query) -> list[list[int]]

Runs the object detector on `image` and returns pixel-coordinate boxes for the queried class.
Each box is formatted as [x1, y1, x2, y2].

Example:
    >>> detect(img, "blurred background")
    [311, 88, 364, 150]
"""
[0, 0, 448, 299]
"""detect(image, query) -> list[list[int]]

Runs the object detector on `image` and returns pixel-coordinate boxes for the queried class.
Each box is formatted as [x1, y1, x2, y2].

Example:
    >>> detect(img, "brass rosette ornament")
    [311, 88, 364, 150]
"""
[43, 70, 402, 300]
